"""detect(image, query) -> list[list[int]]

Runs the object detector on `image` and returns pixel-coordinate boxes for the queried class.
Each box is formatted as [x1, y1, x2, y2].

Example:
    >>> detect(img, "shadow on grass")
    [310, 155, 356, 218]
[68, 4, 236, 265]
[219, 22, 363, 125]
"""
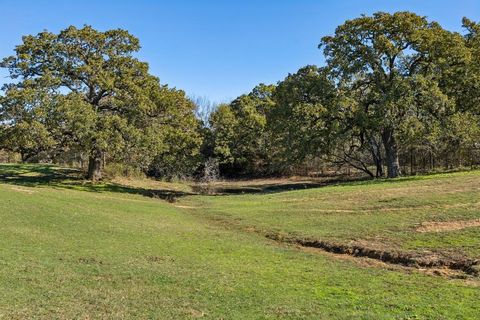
[193, 173, 384, 195]
[192, 169, 474, 195]
[2, 163, 473, 200]
[1, 163, 362, 199]
[192, 180, 345, 195]
[0, 163, 192, 202]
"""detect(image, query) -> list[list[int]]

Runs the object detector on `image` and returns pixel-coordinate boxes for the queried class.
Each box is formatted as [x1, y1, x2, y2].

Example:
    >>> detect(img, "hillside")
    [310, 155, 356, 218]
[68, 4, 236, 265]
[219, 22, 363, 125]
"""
[0, 164, 479, 319]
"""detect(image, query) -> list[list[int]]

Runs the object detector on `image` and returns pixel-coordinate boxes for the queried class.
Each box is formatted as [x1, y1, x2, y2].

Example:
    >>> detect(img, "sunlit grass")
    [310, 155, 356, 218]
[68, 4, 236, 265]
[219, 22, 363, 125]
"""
[0, 164, 479, 319]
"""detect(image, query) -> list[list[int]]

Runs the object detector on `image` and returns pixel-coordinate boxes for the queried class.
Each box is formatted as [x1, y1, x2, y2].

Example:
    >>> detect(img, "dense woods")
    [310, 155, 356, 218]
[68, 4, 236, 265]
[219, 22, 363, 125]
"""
[1, 12, 479, 180]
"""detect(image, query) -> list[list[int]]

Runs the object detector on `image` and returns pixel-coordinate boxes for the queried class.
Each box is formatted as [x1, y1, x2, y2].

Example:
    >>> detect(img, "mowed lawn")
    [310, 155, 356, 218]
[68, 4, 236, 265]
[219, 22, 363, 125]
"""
[183, 171, 480, 259]
[0, 164, 479, 319]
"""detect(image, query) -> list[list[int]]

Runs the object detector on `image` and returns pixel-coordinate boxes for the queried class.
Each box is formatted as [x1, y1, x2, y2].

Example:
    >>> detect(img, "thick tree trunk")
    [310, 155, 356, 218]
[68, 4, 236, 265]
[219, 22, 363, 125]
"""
[87, 149, 104, 181]
[382, 128, 401, 178]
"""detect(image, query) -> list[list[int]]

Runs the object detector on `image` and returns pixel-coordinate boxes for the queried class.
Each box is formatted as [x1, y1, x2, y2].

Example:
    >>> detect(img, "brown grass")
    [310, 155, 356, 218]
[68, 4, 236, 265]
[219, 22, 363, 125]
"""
[417, 219, 480, 233]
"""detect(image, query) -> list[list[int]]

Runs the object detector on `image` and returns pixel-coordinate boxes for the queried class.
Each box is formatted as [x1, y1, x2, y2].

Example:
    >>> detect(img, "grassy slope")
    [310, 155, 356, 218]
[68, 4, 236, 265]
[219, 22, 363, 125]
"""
[182, 171, 480, 258]
[0, 164, 479, 319]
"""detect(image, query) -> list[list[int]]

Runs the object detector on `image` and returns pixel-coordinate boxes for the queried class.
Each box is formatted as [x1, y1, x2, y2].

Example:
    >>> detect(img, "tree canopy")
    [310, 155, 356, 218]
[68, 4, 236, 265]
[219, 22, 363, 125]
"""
[319, 12, 468, 177]
[1, 13, 479, 180]
[209, 84, 275, 176]
[1, 26, 202, 180]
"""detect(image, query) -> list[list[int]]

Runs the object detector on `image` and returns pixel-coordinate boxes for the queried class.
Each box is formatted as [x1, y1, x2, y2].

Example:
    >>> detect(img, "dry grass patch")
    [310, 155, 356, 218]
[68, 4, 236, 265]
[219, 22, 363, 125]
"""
[417, 219, 480, 233]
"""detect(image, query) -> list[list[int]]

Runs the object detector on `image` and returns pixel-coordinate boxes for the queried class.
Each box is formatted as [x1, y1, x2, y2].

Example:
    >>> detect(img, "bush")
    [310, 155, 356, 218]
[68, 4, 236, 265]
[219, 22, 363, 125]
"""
[0, 150, 21, 163]
[104, 163, 146, 179]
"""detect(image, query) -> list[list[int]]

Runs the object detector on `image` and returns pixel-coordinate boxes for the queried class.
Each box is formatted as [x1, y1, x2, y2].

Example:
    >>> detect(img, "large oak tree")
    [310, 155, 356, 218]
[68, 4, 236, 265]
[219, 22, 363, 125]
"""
[320, 12, 466, 177]
[1, 26, 169, 180]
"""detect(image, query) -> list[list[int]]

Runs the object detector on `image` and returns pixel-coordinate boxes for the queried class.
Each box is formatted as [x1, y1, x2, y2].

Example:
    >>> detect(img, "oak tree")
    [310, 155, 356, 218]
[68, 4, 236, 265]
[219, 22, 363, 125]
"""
[1, 26, 163, 180]
[320, 12, 465, 177]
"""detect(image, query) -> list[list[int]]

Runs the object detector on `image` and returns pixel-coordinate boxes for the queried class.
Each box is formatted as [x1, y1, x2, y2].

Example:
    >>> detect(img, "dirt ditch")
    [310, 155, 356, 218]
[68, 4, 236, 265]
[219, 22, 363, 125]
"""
[265, 233, 479, 277]
[181, 210, 480, 279]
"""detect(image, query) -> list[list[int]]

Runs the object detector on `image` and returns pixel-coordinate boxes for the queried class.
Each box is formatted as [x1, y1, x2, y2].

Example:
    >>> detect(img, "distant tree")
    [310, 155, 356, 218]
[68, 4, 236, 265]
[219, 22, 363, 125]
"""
[147, 87, 204, 179]
[320, 12, 466, 177]
[0, 26, 185, 180]
[0, 88, 68, 162]
[271, 66, 340, 172]
[442, 18, 480, 115]
[209, 84, 275, 175]
[411, 17, 480, 171]
[436, 113, 480, 167]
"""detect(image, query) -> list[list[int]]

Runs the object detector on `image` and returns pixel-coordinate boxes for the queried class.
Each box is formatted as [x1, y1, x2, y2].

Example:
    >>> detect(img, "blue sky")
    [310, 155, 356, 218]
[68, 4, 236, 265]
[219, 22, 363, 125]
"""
[1, 0, 479, 103]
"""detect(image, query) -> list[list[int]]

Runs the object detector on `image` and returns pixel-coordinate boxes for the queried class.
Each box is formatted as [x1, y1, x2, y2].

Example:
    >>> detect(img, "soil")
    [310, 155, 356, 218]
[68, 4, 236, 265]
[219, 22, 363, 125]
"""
[10, 187, 36, 194]
[265, 232, 479, 277]
[416, 219, 480, 233]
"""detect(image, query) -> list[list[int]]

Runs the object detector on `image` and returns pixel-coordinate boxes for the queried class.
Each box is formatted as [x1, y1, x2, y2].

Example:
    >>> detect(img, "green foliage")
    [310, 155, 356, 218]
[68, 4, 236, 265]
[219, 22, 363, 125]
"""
[209, 84, 275, 175]
[0, 26, 202, 180]
[206, 12, 479, 178]
[1, 13, 479, 180]
[147, 87, 204, 179]
[441, 18, 480, 115]
[271, 65, 340, 169]
[319, 12, 468, 177]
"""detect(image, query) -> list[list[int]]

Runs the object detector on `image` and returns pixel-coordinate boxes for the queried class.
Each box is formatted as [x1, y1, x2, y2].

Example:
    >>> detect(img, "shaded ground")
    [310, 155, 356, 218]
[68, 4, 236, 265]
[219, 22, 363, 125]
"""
[1, 164, 480, 318]
[0, 163, 192, 201]
[180, 170, 480, 264]
[0, 163, 370, 199]
[191, 174, 367, 194]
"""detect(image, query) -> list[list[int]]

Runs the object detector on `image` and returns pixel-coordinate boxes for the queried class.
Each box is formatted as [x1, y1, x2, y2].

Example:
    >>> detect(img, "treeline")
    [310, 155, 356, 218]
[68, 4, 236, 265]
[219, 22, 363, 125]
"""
[207, 12, 480, 178]
[1, 12, 479, 180]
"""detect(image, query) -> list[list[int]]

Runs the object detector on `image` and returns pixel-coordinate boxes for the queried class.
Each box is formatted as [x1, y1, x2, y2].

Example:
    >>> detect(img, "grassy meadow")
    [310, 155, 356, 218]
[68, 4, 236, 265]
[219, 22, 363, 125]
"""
[182, 171, 480, 259]
[0, 164, 479, 319]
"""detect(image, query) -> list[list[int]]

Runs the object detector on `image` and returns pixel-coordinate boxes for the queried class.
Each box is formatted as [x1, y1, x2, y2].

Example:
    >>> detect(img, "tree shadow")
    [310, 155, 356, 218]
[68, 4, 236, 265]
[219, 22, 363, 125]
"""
[0, 164, 192, 202]
[192, 181, 332, 195]
[191, 174, 368, 195]
[191, 172, 442, 196]
[1, 163, 451, 201]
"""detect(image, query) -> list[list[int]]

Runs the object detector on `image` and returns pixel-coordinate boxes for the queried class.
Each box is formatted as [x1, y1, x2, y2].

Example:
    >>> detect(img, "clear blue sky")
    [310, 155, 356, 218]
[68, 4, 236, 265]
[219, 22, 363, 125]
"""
[1, 0, 479, 103]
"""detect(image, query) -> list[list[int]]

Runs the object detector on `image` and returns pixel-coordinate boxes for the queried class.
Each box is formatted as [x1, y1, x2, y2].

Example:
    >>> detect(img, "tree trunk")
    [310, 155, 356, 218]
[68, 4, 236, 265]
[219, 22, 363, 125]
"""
[87, 149, 104, 181]
[410, 148, 415, 175]
[369, 137, 383, 178]
[375, 158, 384, 178]
[382, 128, 401, 178]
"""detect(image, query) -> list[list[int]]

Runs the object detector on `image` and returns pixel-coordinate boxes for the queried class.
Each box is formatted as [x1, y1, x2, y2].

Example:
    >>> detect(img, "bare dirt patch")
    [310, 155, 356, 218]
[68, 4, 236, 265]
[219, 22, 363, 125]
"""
[78, 257, 103, 265]
[174, 205, 196, 209]
[299, 245, 476, 281]
[189, 209, 480, 278]
[266, 232, 479, 277]
[10, 187, 37, 194]
[416, 219, 480, 233]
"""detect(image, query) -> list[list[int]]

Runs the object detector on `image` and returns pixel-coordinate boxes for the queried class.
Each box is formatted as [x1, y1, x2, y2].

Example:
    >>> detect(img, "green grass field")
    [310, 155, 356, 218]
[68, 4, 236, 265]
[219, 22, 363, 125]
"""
[0, 164, 479, 319]
[182, 171, 480, 259]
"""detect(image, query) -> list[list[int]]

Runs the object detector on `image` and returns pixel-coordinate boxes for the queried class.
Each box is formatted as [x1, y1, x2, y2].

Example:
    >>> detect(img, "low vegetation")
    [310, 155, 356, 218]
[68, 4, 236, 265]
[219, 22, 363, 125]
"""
[0, 164, 479, 318]
[1, 12, 479, 181]
[181, 170, 480, 271]
[1, 8, 479, 320]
